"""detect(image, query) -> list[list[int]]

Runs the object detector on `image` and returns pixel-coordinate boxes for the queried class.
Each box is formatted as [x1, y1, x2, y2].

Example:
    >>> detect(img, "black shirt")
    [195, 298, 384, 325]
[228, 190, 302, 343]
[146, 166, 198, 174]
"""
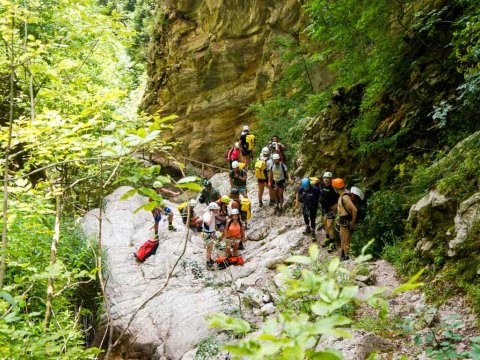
[319, 183, 339, 210]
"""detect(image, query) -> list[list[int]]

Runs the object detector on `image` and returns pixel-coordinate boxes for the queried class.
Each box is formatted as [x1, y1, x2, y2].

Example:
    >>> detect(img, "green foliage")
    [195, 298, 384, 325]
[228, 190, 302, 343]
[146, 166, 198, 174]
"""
[195, 335, 221, 360]
[208, 245, 398, 359]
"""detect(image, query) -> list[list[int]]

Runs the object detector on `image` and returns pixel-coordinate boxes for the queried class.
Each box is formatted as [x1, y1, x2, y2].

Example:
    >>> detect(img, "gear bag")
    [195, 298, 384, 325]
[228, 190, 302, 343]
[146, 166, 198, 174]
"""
[134, 238, 159, 262]
[341, 189, 367, 222]
[240, 198, 252, 220]
[245, 134, 255, 151]
[254, 159, 267, 180]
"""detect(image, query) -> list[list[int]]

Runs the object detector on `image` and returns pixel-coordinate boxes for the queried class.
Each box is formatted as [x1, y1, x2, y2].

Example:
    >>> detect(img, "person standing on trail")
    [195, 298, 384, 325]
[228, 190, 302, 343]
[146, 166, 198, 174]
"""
[268, 135, 287, 163]
[225, 142, 241, 170]
[254, 147, 272, 207]
[229, 188, 246, 250]
[319, 172, 339, 250]
[151, 181, 179, 236]
[222, 208, 245, 257]
[215, 195, 230, 232]
[203, 202, 220, 270]
[198, 180, 221, 204]
[239, 125, 255, 171]
[268, 153, 292, 214]
[332, 178, 357, 261]
[229, 161, 248, 197]
[295, 178, 320, 241]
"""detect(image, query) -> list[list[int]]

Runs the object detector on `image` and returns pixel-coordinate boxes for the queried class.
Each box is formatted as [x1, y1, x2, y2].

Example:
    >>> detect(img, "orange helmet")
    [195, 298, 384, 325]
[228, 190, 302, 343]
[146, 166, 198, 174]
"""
[332, 178, 345, 189]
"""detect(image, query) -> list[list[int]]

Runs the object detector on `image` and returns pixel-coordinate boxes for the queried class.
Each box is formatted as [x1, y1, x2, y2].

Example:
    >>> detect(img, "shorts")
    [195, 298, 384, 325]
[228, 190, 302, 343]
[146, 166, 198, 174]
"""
[339, 215, 352, 228]
[270, 180, 286, 189]
[203, 232, 217, 246]
[225, 237, 240, 249]
[322, 208, 336, 220]
[233, 185, 247, 194]
[241, 149, 252, 156]
[153, 207, 172, 223]
[257, 179, 268, 184]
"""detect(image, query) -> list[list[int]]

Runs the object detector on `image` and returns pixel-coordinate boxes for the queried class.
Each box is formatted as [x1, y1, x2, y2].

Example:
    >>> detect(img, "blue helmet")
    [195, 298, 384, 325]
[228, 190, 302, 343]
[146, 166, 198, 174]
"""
[301, 178, 311, 190]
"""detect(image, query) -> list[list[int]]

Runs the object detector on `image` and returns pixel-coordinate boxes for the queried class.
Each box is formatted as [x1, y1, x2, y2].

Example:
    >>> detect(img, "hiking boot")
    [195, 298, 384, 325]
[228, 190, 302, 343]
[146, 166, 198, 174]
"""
[321, 239, 333, 248]
[206, 259, 215, 270]
[327, 244, 337, 253]
[302, 227, 312, 235]
[259, 201, 263, 208]
[269, 200, 275, 206]
[311, 233, 317, 242]
[273, 207, 279, 214]
[168, 224, 177, 231]
[238, 242, 245, 250]
[341, 255, 350, 262]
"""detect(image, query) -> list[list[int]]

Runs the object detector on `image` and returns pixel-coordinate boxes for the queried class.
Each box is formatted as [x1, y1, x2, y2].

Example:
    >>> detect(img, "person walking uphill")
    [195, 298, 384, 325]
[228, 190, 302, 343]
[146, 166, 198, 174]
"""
[151, 181, 178, 237]
[223, 208, 245, 257]
[295, 178, 320, 241]
[239, 125, 255, 171]
[319, 172, 339, 249]
[332, 178, 357, 261]
[203, 202, 220, 270]
[268, 153, 292, 214]
[255, 147, 272, 207]
[229, 161, 248, 197]
[225, 142, 241, 169]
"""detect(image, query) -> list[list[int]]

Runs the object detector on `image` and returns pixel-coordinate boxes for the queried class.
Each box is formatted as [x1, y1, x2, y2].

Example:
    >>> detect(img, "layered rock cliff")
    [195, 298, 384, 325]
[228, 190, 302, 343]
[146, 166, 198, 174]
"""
[142, 0, 304, 164]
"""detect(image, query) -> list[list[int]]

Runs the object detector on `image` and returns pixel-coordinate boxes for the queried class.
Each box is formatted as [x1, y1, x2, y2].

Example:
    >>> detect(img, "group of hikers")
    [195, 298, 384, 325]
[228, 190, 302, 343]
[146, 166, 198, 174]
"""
[137, 125, 365, 267]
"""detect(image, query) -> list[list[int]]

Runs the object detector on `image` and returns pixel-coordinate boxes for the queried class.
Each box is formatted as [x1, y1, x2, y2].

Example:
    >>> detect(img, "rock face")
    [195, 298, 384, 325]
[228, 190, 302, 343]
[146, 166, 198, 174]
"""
[449, 192, 480, 254]
[142, 0, 304, 165]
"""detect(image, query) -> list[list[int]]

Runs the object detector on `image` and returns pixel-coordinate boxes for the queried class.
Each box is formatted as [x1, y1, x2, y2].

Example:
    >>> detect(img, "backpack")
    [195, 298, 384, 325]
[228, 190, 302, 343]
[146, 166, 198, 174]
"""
[309, 177, 321, 185]
[245, 134, 255, 151]
[240, 198, 252, 220]
[134, 238, 159, 262]
[341, 189, 367, 221]
[177, 201, 188, 212]
[225, 147, 234, 162]
[269, 163, 288, 180]
[254, 159, 267, 180]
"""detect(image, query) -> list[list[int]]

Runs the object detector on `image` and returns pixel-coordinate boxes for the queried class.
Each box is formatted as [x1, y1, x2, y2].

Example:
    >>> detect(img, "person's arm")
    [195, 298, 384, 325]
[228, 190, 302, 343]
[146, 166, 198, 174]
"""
[295, 190, 300, 208]
[239, 170, 247, 182]
[279, 143, 287, 151]
[159, 188, 180, 197]
[344, 196, 358, 227]
[268, 167, 273, 187]
[240, 221, 246, 242]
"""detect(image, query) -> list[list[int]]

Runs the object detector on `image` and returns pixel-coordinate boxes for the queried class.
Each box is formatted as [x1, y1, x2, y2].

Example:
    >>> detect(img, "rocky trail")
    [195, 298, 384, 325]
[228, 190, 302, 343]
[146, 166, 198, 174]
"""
[81, 173, 478, 360]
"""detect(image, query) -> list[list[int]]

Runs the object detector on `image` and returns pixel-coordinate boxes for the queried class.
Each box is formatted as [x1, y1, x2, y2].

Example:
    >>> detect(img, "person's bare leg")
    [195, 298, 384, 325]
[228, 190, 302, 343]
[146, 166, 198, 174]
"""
[279, 188, 284, 208]
[326, 218, 335, 240]
[258, 182, 264, 203]
[206, 242, 213, 261]
[154, 221, 159, 236]
[340, 227, 350, 257]
[233, 242, 239, 257]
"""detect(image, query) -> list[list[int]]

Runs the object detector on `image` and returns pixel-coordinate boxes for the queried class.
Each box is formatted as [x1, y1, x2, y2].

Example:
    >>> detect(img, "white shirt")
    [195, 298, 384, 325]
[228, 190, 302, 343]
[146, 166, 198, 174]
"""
[202, 211, 216, 233]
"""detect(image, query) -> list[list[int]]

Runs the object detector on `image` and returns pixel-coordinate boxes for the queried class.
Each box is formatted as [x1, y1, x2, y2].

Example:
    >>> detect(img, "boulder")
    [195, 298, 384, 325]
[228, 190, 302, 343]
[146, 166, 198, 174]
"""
[448, 192, 480, 254]
[243, 287, 267, 308]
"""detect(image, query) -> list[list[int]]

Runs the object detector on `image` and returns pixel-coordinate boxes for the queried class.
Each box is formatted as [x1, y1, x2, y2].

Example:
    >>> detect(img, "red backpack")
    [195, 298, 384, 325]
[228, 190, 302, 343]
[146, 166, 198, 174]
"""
[134, 238, 159, 262]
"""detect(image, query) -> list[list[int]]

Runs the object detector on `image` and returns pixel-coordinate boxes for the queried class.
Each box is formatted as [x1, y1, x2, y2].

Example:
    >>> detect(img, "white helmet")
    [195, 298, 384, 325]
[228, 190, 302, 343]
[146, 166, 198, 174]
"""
[350, 186, 365, 201]
[188, 199, 197, 207]
[153, 181, 162, 188]
[234, 142, 240, 148]
[323, 171, 333, 178]
[230, 208, 240, 215]
[261, 147, 270, 155]
[272, 153, 281, 160]
[208, 202, 220, 211]
[231, 161, 239, 169]
[243, 125, 249, 131]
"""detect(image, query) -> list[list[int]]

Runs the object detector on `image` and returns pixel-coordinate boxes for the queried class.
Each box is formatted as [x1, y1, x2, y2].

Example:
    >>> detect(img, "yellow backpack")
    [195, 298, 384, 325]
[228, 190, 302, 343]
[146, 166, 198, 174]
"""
[245, 134, 255, 151]
[240, 198, 252, 220]
[254, 159, 267, 180]
[309, 177, 321, 185]
[238, 162, 246, 170]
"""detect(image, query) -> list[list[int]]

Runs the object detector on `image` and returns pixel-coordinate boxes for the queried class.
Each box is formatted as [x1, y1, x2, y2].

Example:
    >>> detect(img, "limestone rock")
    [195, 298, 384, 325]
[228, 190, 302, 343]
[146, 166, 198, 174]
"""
[448, 192, 480, 254]
[243, 287, 266, 308]
[408, 190, 453, 236]
[259, 302, 276, 315]
[143, 0, 308, 165]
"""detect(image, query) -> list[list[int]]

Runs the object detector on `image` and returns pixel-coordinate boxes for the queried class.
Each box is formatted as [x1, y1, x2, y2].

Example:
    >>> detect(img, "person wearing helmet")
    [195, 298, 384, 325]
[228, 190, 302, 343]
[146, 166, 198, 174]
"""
[332, 178, 357, 261]
[150, 181, 180, 236]
[215, 195, 231, 231]
[254, 147, 272, 207]
[181, 199, 203, 230]
[229, 160, 248, 197]
[319, 171, 339, 250]
[225, 142, 241, 169]
[222, 208, 245, 257]
[295, 177, 320, 241]
[238, 125, 255, 171]
[203, 202, 221, 270]
[268, 153, 292, 214]
[228, 188, 246, 250]
[268, 135, 287, 163]
[198, 179, 221, 204]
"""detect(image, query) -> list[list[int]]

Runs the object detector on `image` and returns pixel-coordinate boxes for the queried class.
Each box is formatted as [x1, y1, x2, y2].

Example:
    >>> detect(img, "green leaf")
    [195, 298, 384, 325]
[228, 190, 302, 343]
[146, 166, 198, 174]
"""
[311, 301, 330, 316]
[309, 244, 320, 261]
[286, 255, 312, 265]
[0, 291, 16, 307]
[339, 286, 358, 300]
[177, 176, 200, 184]
[120, 188, 138, 200]
[208, 313, 251, 334]
[308, 350, 343, 360]
[176, 182, 202, 191]
[328, 257, 340, 274]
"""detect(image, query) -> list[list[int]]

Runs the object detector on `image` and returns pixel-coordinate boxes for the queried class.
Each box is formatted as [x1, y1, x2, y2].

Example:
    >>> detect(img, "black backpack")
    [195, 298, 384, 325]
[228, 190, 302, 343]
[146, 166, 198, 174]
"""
[341, 193, 367, 222]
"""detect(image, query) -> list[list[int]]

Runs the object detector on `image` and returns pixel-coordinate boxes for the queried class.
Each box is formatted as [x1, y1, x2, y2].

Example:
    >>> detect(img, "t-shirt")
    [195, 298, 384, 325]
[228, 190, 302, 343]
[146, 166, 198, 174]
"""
[269, 163, 287, 182]
[319, 183, 339, 210]
[202, 211, 216, 233]
[229, 169, 247, 187]
[239, 132, 248, 150]
[298, 185, 320, 208]
[231, 148, 240, 159]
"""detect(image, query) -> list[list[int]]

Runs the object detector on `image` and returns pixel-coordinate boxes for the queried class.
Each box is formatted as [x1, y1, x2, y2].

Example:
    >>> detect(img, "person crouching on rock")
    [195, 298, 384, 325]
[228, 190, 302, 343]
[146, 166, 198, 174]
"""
[181, 199, 203, 231]
[203, 202, 220, 270]
[223, 208, 245, 257]
[295, 178, 320, 242]
[215, 195, 230, 232]
[229, 160, 248, 197]
[332, 178, 357, 261]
